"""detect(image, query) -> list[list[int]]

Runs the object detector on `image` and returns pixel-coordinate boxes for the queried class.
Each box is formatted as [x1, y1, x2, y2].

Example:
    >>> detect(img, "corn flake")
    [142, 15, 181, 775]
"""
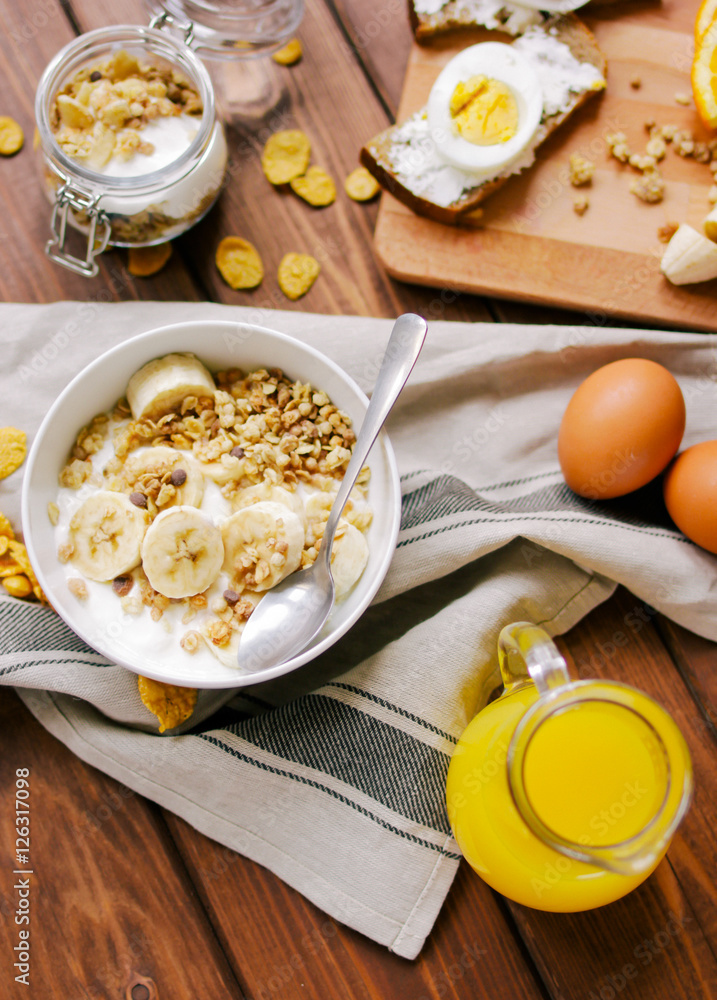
[0, 513, 47, 604]
[261, 130, 311, 185]
[278, 252, 320, 300]
[344, 166, 380, 202]
[0, 117, 24, 156]
[128, 242, 172, 277]
[215, 236, 264, 290]
[137, 675, 198, 733]
[0, 427, 27, 479]
[290, 166, 336, 207]
[272, 39, 303, 66]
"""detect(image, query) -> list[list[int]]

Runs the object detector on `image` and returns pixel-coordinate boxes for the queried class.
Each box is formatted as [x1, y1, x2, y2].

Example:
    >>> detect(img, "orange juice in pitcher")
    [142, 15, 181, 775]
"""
[446, 622, 693, 911]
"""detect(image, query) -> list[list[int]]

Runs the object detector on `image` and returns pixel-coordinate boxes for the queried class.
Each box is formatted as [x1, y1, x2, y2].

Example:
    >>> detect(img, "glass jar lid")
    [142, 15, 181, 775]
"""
[146, 0, 304, 58]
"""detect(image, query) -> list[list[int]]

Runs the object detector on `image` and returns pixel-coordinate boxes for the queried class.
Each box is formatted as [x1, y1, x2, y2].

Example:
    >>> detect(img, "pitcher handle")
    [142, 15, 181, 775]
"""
[498, 621, 571, 695]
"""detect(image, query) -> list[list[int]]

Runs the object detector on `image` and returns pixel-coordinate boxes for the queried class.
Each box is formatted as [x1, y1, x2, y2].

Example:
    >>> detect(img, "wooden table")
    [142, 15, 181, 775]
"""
[1, 2, 716, 998]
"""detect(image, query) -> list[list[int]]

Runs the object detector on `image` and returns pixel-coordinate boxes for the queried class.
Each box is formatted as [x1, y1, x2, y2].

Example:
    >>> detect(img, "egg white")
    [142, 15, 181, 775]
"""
[426, 42, 543, 179]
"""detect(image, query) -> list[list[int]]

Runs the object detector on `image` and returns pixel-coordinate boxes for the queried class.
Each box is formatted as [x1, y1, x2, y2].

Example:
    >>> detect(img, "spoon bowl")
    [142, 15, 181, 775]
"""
[236, 312, 427, 673]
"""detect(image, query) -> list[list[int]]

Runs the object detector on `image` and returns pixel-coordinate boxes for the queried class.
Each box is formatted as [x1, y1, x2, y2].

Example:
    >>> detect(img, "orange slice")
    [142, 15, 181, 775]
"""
[696, 0, 717, 41]
[692, 20, 717, 128]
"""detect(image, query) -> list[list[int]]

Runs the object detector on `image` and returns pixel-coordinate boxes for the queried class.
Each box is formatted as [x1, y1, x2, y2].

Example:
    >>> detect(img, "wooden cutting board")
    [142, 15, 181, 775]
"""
[372, 2, 717, 331]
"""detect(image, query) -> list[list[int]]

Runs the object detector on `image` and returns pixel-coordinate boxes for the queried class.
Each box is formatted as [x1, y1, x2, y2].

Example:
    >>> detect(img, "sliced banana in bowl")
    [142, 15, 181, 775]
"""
[117, 445, 205, 510]
[221, 500, 304, 592]
[68, 490, 149, 582]
[127, 352, 216, 422]
[141, 505, 224, 599]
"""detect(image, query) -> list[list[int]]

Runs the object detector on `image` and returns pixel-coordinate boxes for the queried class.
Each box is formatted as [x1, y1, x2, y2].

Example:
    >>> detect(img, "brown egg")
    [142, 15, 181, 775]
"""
[558, 358, 685, 499]
[664, 440, 717, 553]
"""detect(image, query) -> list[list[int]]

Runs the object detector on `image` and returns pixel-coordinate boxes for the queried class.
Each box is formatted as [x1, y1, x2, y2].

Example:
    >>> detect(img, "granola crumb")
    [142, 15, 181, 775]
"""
[674, 92, 691, 106]
[569, 153, 594, 186]
[572, 195, 589, 216]
[47, 502, 60, 526]
[630, 75, 642, 89]
[657, 222, 679, 243]
[709, 185, 717, 205]
[645, 136, 667, 161]
[68, 578, 88, 600]
[629, 153, 657, 172]
[606, 132, 630, 163]
[180, 630, 201, 654]
[630, 170, 665, 204]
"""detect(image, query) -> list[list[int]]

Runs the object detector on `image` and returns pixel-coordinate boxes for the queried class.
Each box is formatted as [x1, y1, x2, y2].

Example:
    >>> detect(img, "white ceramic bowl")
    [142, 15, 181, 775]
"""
[22, 320, 401, 689]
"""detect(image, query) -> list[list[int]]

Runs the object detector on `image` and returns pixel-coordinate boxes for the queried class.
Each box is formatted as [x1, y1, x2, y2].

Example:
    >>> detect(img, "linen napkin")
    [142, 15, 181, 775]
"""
[2, 302, 717, 960]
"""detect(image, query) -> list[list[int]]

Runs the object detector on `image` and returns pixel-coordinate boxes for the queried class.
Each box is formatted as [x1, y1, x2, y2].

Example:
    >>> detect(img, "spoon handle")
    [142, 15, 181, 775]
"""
[322, 313, 427, 557]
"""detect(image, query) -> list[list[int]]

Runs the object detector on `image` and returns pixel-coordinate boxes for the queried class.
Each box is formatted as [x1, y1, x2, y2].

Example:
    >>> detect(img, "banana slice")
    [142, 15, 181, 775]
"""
[329, 520, 369, 599]
[661, 224, 717, 285]
[69, 490, 148, 582]
[200, 451, 244, 486]
[127, 353, 216, 421]
[118, 446, 205, 509]
[141, 505, 224, 598]
[221, 500, 304, 592]
[233, 482, 306, 524]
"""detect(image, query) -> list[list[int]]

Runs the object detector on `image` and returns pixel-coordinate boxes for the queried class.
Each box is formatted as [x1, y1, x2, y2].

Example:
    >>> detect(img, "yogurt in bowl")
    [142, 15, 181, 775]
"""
[22, 321, 401, 690]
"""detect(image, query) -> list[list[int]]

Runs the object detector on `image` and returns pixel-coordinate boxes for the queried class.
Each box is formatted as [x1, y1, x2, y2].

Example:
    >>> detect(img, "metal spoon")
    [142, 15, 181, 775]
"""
[236, 312, 427, 673]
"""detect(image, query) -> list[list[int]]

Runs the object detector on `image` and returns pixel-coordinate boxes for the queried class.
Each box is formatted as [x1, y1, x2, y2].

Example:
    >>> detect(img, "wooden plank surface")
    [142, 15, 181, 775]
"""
[371, 1, 717, 330]
[0, 0, 716, 998]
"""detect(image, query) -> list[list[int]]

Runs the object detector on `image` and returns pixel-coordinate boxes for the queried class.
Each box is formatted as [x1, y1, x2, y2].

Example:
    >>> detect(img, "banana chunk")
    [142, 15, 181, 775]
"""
[232, 482, 306, 524]
[661, 223, 717, 285]
[127, 352, 216, 421]
[118, 445, 205, 509]
[221, 500, 304, 592]
[141, 505, 224, 598]
[330, 520, 369, 599]
[69, 490, 148, 582]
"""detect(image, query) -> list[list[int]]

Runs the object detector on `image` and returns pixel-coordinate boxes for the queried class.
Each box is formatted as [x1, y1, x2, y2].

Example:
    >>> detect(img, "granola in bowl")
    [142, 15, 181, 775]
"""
[52, 352, 373, 674]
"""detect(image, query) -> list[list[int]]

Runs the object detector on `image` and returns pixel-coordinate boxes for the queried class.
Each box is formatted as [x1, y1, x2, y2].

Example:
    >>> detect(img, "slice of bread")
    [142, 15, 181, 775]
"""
[408, 0, 619, 43]
[359, 14, 607, 225]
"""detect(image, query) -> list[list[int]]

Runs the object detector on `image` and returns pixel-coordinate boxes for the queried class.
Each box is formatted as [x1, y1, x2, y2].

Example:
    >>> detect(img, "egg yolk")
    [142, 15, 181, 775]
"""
[449, 75, 518, 146]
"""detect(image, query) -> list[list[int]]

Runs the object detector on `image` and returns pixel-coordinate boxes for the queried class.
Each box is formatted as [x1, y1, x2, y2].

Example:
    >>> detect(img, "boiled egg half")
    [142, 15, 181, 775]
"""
[427, 42, 543, 180]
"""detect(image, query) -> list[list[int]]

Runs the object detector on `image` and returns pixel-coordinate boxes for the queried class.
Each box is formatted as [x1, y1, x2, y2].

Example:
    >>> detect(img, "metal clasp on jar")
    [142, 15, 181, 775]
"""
[45, 182, 111, 278]
[149, 11, 196, 48]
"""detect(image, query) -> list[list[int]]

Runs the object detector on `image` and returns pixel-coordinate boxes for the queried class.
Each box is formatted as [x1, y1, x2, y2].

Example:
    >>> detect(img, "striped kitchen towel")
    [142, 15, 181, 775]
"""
[2, 302, 717, 959]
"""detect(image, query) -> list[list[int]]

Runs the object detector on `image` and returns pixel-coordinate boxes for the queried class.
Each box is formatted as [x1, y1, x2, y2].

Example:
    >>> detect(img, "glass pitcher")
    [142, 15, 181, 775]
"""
[446, 621, 693, 911]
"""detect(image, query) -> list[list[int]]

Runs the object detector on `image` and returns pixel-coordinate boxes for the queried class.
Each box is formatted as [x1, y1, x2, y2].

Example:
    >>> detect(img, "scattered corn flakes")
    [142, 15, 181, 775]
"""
[0, 427, 27, 479]
[272, 38, 303, 65]
[128, 242, 172, 277]
[344, 166, 380, 202]
[0, 117, 24, 156]
[278, 252, 320, 300]
[215, 236, 264, 290]
[290, 165, 336, 207]
[261, 129, 311, 185]
[137, 675, 198, 733]
[3, 574, 32, 599]
[0, 513, 47, 603]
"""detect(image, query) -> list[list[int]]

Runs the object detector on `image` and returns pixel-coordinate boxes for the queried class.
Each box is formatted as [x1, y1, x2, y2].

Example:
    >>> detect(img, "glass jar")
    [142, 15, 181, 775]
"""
[35, 24, 228, 276]
[145, 1, 305, 126]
